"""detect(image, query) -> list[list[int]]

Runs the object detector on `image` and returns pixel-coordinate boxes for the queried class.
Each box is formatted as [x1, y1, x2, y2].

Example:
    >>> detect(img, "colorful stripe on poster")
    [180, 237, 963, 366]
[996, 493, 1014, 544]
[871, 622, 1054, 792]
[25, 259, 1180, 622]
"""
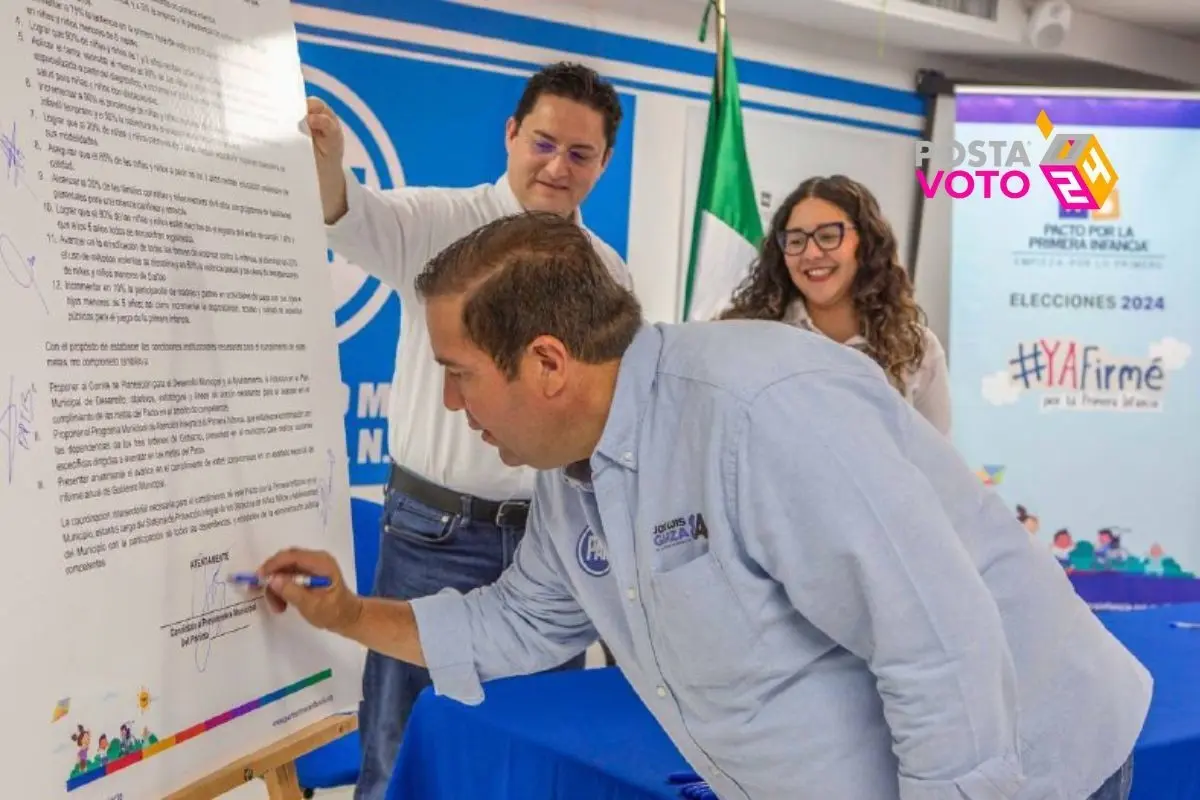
[65, 669, 333, 791]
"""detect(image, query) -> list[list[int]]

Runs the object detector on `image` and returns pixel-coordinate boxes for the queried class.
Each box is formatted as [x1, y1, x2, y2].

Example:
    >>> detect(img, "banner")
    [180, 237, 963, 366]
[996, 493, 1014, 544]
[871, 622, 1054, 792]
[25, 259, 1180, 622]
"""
[947, 90, 1200, 603]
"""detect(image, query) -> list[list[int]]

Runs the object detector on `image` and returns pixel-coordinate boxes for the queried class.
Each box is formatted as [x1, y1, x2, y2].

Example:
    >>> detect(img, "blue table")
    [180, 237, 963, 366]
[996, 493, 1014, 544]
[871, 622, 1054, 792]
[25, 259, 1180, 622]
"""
[389, 667, 687, 799]
[1096, 603, 1200, 800]
[388, 603, 1200, 800]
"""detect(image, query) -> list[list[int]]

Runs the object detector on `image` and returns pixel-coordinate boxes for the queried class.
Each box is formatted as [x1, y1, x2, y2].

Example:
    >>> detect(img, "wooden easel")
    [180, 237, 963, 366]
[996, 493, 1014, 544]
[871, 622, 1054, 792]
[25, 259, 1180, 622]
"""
[165, 713, 358, 800]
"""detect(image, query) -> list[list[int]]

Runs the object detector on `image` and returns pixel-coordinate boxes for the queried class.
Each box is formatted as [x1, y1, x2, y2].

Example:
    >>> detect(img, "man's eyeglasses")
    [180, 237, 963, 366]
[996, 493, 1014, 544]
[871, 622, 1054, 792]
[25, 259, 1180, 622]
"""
[777, 222, 852, 256]
[526, 133, 600, 167]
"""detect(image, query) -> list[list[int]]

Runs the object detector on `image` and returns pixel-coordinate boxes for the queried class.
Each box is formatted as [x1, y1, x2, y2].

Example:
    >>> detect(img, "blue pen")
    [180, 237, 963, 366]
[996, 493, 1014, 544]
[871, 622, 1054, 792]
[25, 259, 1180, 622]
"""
[229, 572, 332, 589]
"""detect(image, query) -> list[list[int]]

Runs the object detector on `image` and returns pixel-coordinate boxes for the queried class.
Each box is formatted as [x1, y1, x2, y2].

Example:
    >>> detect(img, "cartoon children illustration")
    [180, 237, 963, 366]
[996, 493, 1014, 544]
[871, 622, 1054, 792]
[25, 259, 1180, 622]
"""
[1095, 528, 1127, 566]
[119, 723, 136, 755]
[1146, 543, 1165, 575]
[70, 725, 90, 773]
[1051, 529, 1073, 567]
[95, 733, 109, 765]
[1016, 505, 1040, 536]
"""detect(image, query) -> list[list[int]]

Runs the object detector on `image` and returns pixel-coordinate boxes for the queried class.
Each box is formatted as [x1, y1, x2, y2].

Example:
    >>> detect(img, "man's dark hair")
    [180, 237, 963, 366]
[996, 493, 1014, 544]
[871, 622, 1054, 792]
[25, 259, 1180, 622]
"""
[415, 212, 643, 379]
[513, 62, 623, 153]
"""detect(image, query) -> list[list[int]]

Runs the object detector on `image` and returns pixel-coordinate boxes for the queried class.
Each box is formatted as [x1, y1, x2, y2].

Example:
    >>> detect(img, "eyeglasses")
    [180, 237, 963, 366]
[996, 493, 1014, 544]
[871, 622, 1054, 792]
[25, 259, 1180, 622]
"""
[525, 132, 601, 168]
[777, 222, 852, 256]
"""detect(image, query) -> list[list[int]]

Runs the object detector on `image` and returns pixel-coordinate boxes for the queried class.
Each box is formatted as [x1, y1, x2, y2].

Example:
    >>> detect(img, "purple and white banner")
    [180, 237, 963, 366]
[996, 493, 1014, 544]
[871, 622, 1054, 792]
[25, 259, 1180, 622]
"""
[946, 89, 1200, 604]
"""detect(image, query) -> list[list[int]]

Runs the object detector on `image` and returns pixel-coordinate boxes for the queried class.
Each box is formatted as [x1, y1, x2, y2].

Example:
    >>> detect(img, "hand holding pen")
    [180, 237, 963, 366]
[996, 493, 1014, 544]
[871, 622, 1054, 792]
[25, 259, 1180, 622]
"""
[240, 548, 363, 633]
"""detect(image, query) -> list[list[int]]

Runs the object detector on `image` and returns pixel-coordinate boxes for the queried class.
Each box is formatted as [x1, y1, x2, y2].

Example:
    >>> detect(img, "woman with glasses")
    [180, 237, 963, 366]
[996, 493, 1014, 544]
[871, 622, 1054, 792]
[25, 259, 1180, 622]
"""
[721, 174, 951, 434]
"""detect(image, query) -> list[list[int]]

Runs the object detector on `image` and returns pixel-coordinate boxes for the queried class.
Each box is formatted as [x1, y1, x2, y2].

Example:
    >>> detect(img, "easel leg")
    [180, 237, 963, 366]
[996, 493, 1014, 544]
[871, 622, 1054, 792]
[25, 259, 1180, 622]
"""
[162, 714, 355, 800]
[263, 761, 303, 800]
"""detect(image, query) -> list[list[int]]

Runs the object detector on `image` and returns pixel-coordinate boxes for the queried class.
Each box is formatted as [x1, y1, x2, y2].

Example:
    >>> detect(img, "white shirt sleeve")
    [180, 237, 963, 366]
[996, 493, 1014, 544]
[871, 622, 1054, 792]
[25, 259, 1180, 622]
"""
[911, 328, 952, 436]
[585, 231, 633, 291]
[324, 167, 469, 296]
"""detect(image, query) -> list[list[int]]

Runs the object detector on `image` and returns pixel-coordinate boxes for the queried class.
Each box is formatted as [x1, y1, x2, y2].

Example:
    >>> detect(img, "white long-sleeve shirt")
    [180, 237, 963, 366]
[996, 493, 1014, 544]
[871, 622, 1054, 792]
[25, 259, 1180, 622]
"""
[326, 170, 631, 500]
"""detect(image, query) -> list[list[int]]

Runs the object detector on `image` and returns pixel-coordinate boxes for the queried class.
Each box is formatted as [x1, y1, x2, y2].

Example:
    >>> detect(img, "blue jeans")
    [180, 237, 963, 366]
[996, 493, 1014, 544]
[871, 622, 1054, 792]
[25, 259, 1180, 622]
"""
[1088, 755, 1134, 800]
[354, 486, 587, 800]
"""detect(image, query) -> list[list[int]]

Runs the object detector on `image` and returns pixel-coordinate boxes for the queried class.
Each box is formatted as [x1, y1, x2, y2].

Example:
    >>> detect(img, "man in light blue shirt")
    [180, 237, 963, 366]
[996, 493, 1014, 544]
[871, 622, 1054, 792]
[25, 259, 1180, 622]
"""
[259, 213, 1152, 800]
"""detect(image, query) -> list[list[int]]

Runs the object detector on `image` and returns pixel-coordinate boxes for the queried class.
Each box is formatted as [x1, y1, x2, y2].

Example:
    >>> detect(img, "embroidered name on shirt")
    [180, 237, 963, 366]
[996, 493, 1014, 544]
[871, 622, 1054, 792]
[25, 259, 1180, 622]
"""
[576, 526, 611, 577]
[652, 513, 708, 551]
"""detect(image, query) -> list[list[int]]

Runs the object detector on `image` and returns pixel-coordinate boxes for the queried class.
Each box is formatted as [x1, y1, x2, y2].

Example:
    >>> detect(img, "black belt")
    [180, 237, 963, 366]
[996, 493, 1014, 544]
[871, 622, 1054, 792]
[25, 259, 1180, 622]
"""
[387, 464, 530, 529]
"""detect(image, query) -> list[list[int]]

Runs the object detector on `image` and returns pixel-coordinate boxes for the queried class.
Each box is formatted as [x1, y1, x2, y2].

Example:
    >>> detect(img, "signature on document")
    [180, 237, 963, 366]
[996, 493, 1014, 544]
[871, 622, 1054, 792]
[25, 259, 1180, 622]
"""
[193, 561, 229, 673]
[316, 448, 335, 530]
[190, 554, 256, 673]
[1, 119, 26, 187]
[0, 376, 35, 485]
[0, 233, 48, 312]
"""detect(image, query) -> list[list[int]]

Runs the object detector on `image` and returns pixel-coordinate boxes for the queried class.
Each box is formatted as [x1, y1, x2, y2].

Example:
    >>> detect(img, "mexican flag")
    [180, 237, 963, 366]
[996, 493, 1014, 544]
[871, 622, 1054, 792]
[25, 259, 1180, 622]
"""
[682, 24, 763, 321]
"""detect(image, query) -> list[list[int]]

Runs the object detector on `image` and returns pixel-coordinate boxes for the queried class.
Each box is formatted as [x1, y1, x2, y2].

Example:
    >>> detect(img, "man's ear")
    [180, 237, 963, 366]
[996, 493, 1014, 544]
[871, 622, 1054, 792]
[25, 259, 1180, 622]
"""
[598, 147, 613, 176]
[505, 117, 519, 152]
[527, 335, 569, 398]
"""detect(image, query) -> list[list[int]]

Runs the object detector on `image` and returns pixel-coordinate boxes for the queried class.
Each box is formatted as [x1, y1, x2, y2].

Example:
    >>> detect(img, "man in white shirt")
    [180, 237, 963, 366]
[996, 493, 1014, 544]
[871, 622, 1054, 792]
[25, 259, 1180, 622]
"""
[306, 62, 632, 799]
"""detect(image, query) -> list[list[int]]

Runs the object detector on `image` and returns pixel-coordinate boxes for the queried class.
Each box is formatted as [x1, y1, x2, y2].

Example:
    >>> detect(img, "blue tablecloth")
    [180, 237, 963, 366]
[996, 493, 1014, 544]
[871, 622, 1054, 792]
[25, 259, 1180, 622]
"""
[389, 603, 1200, 800]
[1096, 602, 1200, 799]
[389, 667, 687, 799]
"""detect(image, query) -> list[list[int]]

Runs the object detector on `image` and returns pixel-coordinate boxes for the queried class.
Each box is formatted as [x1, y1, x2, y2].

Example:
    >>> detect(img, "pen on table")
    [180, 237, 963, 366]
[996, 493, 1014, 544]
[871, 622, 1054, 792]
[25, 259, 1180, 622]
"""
[1169, 621, 1200, 630]
[229, 572, 332, 589]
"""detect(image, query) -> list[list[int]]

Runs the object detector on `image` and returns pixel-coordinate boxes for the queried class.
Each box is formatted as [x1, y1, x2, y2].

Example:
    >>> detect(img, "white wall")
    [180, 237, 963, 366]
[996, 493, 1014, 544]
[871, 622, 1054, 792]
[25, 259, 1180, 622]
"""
[749, 0, 1200, 86]
[926, 53, 1198, 91]
[450, 0, 929, 90]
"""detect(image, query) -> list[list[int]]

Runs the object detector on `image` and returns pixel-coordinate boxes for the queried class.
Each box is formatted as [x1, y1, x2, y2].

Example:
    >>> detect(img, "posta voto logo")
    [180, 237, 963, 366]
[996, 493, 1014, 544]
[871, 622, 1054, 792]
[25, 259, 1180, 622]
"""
[1036, 109, 1119, 212]
[915, 109, 1119, 210]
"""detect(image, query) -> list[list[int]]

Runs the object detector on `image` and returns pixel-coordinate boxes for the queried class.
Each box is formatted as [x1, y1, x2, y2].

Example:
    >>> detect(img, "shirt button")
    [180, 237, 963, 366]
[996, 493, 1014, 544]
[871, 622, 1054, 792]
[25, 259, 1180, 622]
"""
[621, 452, 633, 464]
[656, 686, 667, 698]
[626, 588, 637, 601]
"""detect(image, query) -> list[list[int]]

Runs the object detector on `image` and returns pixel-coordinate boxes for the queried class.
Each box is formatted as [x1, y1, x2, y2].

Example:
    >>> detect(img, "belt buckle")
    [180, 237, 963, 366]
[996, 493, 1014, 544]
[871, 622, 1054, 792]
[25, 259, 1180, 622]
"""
[494, 500, 529, 529]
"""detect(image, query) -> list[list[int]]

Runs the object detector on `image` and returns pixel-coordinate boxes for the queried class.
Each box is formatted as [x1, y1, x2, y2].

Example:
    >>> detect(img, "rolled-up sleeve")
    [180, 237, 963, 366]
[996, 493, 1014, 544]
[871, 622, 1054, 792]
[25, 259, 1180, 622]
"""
[736, 371, 1024, 800]
[409, 499, 596, 705]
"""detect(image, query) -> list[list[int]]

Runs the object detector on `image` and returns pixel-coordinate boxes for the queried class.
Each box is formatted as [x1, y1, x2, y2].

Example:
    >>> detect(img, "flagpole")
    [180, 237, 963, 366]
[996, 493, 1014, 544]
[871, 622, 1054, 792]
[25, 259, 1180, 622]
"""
[686, 0, 760, 322]
[715, 0, 727, 102]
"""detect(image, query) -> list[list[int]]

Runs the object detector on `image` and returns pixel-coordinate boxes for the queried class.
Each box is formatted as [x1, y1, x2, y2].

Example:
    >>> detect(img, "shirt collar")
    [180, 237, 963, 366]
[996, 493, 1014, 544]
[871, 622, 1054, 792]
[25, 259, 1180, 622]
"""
[783, 298, 867, 348]
[590, 323, 661, 473]
[561, 460, 595, 493]
[495, 173, 583, 225]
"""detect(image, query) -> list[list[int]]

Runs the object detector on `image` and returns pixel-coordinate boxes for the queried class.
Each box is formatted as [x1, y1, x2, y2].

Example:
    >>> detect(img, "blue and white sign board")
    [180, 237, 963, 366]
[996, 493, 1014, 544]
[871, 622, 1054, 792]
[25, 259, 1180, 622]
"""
[949, 89, 1200, 588]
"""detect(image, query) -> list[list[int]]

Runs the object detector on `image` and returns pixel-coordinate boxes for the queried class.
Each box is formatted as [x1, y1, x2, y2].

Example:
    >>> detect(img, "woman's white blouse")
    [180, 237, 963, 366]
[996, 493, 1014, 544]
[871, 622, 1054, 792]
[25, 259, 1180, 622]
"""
[782, 300, 952, 435]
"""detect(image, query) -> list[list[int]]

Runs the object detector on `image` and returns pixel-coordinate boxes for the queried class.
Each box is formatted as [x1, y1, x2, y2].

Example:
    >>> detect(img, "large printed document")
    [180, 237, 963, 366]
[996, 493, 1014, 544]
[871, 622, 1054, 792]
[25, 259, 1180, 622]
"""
[0, 2, 361, 796]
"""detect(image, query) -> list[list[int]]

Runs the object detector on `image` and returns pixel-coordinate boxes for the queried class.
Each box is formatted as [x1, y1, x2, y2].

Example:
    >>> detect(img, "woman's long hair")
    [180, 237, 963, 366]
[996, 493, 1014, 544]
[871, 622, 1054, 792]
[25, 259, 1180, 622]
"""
[720, 175, 926, 391]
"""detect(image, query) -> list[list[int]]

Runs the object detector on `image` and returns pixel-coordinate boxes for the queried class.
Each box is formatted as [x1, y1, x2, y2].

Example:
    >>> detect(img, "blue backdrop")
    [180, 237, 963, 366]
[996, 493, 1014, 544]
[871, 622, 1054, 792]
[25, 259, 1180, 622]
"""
[949, 92, 1200, 585]
[297, 35, 636, 586]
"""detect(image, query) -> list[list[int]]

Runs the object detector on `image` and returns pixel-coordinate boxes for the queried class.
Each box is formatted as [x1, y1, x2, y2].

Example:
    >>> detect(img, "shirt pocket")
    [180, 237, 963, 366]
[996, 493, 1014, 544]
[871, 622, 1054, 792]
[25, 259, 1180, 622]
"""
[648, 552, 760, 688]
